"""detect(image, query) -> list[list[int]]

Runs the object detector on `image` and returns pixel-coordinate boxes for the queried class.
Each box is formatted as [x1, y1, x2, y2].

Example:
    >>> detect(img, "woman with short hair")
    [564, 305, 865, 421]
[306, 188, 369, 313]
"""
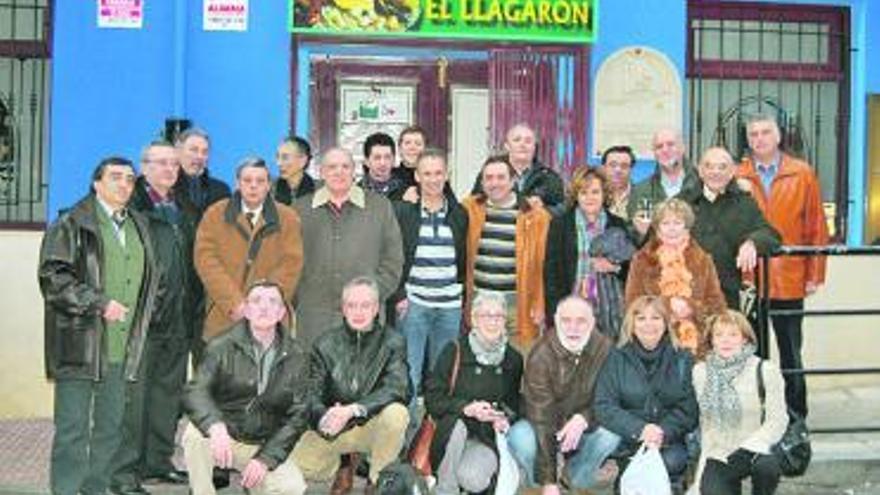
[625, 198, 726, 355]
[694, 310, 788, 494]
[424, 291, 524, 495]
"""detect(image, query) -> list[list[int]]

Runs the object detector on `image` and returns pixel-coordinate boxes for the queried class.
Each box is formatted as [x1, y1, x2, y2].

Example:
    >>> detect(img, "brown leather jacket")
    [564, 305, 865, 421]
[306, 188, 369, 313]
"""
[523, 330, 612, 485]
[737, 154, 829, 299]
[462, 195, 551, 347]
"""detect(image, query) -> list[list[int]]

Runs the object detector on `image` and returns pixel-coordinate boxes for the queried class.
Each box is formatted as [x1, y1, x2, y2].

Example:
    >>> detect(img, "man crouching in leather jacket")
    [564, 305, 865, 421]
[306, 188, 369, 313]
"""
[182, 281, 311, 495]
[291, 275, 411, 495]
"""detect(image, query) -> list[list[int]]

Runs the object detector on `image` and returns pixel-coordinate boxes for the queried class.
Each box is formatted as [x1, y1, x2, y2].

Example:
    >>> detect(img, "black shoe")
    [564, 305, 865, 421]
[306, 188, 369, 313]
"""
[109, 485, 151, 495]
[212, 467, 231, 490]
[144, 469, 188, 485]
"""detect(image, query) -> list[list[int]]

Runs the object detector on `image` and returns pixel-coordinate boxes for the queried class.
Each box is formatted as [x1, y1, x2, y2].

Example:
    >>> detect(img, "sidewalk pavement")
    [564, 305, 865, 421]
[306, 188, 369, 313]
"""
[1, 384, 878, 494]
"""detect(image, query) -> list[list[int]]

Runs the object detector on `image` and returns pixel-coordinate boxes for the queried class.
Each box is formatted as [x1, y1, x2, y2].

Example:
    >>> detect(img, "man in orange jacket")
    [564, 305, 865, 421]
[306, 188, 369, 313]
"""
[736, 115, 829, 418]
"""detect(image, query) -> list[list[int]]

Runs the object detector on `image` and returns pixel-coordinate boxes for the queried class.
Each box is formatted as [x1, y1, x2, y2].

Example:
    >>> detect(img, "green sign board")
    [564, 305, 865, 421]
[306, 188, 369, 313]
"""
[289, 0, 597, 44]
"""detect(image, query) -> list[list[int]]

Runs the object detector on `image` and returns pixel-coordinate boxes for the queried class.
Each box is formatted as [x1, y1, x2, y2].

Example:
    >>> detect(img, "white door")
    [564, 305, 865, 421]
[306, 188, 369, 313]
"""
[449, 86, 489, 200]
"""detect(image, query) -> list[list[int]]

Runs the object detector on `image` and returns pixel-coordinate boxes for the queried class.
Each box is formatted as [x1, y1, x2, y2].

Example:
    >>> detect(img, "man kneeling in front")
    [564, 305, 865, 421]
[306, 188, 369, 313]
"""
[292, 276, 410, 495]
[182, 281, 310, 495]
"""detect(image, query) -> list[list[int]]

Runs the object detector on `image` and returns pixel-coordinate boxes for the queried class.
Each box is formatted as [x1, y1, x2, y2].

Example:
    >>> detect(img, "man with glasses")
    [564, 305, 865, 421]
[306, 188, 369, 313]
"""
[110, 141, 203, 494]
[291, 277, 410, 495]
[293, 147, 403, 348]
[182, 281, 311, 495]
[194, 157, 304, 342]
[39, 156, 161, 495]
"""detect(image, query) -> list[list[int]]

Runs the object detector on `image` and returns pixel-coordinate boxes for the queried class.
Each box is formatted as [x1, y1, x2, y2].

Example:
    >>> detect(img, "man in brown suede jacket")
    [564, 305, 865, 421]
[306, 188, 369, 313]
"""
[507, 296, 620, 494]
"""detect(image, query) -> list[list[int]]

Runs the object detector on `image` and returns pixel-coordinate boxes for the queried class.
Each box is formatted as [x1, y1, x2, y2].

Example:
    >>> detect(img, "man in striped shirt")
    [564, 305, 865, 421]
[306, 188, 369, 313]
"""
[463, 155, 552, 351]
[392, 149, 468, 418]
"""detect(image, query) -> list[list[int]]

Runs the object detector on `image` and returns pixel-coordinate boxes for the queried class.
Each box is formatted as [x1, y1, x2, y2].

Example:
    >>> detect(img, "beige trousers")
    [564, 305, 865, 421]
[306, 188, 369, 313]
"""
[181, 422, 307, 495]
[291, 402, 409, 483]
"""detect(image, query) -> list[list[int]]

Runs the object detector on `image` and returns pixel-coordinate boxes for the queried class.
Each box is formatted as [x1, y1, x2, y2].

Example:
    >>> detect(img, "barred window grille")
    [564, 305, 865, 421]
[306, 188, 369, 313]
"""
[687, 1, 849, 239]
[0, 0, 51, 228]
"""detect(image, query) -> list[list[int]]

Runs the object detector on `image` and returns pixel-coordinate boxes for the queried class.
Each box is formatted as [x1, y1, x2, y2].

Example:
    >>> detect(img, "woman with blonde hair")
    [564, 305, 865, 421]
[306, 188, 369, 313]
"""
[625, 198, 726, 355]
[693, 310, 788, 494]
[595, 295, 699, 493]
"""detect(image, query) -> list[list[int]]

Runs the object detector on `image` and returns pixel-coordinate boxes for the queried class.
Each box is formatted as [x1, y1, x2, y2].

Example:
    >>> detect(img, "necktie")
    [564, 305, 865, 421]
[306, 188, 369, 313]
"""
[245, 212, 255, 230]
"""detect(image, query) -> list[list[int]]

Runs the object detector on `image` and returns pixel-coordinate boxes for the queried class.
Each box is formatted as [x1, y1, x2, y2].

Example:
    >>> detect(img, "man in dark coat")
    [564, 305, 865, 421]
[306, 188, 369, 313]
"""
[471, 124, 565, 214]
[175, 128, 231, 215]
[182, 281, 311, 495]
[110, 141, 201, 493]
[39, 156, 161, 495]
[507, 297, 618, 493]
[681, 146, 781, 309]
[630, 128, 699, 239]
[273, 135, 316, 204]
[291, 277, 410, 495]
[391, 149, 467, 437]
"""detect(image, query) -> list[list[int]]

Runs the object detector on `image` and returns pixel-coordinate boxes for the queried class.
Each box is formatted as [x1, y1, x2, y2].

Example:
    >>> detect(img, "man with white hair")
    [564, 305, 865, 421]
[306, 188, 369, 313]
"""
[507, 296, 618, 494]
[293, 147, 403, 348]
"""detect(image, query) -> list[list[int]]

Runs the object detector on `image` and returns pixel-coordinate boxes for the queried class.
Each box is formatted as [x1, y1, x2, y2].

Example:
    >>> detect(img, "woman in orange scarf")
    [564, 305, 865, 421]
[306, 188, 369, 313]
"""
[624, 198, 726, 355]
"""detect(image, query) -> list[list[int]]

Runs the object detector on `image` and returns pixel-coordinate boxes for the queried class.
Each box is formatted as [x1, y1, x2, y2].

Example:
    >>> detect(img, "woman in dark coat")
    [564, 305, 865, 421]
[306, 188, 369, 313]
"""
[544, 167, 636, 341]
[594, 295, 699, 493]
[425, 291, 524, 495]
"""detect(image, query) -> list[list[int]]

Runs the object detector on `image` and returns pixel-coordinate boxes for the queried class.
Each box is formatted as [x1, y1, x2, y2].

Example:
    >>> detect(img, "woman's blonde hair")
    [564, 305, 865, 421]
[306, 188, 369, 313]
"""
[566, 166, 611, 208]
[704, 309, 757, 349]
[651, 197, 695, 232]
[619, 295, 677, 348]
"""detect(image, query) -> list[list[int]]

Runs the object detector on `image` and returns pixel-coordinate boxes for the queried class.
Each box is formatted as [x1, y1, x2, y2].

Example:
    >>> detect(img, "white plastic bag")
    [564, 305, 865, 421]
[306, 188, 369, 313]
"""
[619, 443, 672, 495]
[494, 430, 521, 495]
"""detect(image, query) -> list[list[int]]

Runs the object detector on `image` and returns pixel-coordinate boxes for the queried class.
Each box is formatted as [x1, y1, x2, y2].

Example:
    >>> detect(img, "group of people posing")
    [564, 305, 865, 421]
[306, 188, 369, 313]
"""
[39, 114, 828, 495]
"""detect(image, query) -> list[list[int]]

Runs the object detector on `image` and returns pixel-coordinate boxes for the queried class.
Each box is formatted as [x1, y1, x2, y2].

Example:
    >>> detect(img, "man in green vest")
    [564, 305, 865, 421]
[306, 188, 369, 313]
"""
[39, 156, 161, 495]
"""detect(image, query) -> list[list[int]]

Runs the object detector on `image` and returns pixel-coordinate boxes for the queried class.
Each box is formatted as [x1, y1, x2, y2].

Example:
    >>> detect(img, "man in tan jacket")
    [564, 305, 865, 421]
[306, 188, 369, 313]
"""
[194, 157, 304, 342]
[462, 154, 551, 351]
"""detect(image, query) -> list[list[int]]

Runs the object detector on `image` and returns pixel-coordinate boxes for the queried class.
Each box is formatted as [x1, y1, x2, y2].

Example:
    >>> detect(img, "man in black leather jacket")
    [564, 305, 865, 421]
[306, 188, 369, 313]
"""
[38, 156, 161, 495]
[182, 281, 311, 495]
[291, 276, 410, 495]
[110, 141, 202, 494]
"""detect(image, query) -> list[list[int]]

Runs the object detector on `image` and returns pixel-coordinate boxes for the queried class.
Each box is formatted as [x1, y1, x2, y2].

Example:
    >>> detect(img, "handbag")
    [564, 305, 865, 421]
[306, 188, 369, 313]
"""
[408, 341, 461, 477]
[757, 360, 812, 477]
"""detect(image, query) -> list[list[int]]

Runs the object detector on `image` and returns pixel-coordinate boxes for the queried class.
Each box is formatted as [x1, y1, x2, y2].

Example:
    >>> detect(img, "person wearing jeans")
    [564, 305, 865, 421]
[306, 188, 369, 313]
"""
[508, 296, 617, 494]
[391, 149, 468, 439]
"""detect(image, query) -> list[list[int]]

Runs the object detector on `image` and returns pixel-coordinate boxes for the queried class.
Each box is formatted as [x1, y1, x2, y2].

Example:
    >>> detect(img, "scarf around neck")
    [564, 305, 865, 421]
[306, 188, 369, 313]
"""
[468, 330, 507, 366]
[700, 343, 757, 431]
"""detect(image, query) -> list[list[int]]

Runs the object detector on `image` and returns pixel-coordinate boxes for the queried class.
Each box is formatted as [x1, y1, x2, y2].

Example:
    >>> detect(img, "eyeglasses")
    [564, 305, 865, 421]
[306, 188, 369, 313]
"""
[476, 312, 506, 321]
[145, 159, 180, 168]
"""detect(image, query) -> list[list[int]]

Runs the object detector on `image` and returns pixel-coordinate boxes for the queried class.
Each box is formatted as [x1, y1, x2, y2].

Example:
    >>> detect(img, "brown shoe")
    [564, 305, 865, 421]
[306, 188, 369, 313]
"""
[330, 464, 354, 495]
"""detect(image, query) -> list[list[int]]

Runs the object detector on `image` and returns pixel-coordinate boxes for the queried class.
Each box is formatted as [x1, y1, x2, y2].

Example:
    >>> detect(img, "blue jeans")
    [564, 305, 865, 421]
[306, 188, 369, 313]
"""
[400, 300, 462, 396]
[507, 419, 621, 488]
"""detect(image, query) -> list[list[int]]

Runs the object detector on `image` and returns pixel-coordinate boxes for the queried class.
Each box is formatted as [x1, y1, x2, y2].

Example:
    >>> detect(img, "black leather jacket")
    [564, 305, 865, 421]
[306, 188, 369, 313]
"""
[308, 321, 410, 432]
[130, 177, 202, 342]
[183, 322, 311, 469]
[38, 194, 161, 381]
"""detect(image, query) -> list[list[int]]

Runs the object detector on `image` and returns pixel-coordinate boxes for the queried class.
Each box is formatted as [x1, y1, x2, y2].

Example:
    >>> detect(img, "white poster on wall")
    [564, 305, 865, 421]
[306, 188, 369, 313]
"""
[97, 0, 143, 29]
[204, 0, 248, 31]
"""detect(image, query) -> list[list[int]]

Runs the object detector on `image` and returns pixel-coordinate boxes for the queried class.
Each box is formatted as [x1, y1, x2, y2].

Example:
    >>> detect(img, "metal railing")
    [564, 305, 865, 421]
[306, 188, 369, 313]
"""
[757, 244, 880, 434]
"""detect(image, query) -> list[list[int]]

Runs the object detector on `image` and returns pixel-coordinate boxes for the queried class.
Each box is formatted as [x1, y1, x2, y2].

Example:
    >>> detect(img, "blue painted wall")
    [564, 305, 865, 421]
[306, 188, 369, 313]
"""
[48, 0, 875, 242]
[50, 1, 176, 217]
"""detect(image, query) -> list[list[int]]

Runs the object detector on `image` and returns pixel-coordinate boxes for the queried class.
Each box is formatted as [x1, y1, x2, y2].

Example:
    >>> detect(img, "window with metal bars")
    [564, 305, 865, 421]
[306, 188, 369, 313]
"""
[687, 1, 849, 239]
[0, 0, 50, 228]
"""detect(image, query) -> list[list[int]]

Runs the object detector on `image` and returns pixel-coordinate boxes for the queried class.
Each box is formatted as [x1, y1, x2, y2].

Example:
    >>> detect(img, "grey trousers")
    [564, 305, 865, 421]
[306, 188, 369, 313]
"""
[435, 420, 498, 495]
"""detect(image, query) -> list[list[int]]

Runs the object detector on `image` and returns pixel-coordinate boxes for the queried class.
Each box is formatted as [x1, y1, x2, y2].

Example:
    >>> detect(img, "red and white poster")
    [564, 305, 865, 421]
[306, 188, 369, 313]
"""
[204, 0, 248, 32]
[97, 0, 143, 29]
